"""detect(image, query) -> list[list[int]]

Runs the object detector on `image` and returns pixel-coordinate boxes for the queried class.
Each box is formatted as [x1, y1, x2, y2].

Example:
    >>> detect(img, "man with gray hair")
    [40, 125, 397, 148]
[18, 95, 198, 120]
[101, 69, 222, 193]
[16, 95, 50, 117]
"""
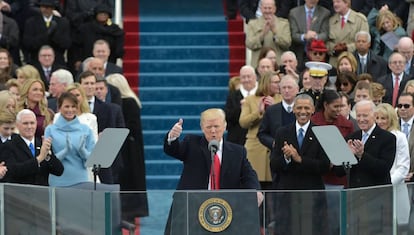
[397, 37, 414, 76]
[225, 65, 258, 145]
[47, 69, 74, 111]
[353, 31, 387, 78]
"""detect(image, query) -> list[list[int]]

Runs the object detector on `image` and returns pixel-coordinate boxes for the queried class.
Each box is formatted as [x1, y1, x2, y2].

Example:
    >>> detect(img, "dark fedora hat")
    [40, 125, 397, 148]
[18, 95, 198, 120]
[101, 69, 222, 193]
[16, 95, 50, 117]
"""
[37, 0, 58, 7]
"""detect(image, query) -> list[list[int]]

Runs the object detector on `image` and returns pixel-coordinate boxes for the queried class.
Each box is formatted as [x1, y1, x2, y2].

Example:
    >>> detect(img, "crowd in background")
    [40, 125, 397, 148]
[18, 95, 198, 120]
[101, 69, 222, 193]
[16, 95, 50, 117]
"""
[0, 0, 148, 222]
[224, 0, 414, 233]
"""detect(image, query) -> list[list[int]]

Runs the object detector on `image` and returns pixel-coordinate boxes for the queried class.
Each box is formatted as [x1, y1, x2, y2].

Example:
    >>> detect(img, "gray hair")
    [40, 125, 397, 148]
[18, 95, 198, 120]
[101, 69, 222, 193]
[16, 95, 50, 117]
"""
[355, 31, 371, 43]
[294, 93, 314, 107]
[281, 51, 297, 61]
[51, 69, 74, 85]
[16, 109, 36, 123]
[355, 100, 376, 112]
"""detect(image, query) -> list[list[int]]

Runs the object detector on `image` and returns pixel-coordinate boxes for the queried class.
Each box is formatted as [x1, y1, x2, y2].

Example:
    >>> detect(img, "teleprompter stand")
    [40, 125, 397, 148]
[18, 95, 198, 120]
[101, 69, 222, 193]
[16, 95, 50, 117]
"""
[85, 128, 129, 190]
[312, 125, 357, 186]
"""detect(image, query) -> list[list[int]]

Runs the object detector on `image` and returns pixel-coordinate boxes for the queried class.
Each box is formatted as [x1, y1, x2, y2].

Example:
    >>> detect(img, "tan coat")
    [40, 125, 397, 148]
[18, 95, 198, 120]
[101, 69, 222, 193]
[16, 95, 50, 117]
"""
[239, 94, 282, 182]
[326, 10, 369, 65]
[246, 16, 291, 68]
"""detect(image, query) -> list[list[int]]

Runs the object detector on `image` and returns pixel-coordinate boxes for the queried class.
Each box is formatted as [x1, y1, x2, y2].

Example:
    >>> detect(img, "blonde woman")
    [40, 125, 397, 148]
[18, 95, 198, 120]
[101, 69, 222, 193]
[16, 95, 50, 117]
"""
[106, 73, 148, 218]
[16, 64, 41, 85]
[0, 90, 17, 112]
[375, 103, 410, 225]
[369, 9, 407, 60]
[239, 71, 282, 187]
[403, 80, 414, 94]
[17, 78, 53, 138]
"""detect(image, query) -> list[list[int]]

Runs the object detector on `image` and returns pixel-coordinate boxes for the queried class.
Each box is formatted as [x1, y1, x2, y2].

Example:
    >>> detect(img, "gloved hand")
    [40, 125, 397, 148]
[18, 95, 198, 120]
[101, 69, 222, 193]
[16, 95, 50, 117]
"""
[78, 135, 91, 159]
[55, 135, 71, 160]
[332, 42, 348, 56]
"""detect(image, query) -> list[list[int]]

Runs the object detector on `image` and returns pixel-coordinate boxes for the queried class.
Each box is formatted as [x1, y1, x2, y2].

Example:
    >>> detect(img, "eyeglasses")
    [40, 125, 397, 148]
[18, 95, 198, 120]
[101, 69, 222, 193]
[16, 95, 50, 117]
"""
[340, 82, 349, 86]
[397, 104, 411, 109]
[312, 52, 325, 56]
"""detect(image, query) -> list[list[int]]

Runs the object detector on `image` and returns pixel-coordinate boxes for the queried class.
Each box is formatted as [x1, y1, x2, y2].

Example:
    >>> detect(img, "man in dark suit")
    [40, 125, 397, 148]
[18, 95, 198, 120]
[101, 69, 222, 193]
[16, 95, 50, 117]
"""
[339, 100, 396, 235]
[398, 37, 414, 76]
[344, 100, 396, 187]
[278, 0, 333, 19]
[92, 39, 123, 76]
[378, 52, 412, 107]
[163, 108, 262, 234]
[32, 45, 67, 90]
[354, 31, 387, 78]
[270, 93, 330, 234]
[258, 75, 298, 151]
[22, 0, 71, 65]
[0, 108, 64, 235]
[82, 56, 122, 106]
[396, 93, 414, 181]
[288, 0, 331, 67]
[79, 71, 122, 184]
[0, 109, 63, 185]
[47, 69, 74, 111]
[224, 65, 257, 145]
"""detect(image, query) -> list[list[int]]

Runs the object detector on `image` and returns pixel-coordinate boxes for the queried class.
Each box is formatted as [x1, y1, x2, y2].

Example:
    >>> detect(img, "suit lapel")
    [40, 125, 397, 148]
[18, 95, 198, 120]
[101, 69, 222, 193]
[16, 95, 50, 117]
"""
[300, 124, 316, 152]
[16, 136, 34, 159]
[200, 137, 212, 177]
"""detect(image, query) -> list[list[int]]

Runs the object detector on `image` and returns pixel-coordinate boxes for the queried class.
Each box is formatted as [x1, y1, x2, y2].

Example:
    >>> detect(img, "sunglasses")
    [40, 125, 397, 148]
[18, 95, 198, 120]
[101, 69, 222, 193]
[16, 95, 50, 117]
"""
[397, 104, 411, 109]
[312, 52, 325, 56]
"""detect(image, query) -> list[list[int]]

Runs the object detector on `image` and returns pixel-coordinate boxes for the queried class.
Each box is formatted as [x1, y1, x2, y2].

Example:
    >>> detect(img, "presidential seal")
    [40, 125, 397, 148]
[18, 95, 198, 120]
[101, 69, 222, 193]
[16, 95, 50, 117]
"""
[198, 197, 233, 232]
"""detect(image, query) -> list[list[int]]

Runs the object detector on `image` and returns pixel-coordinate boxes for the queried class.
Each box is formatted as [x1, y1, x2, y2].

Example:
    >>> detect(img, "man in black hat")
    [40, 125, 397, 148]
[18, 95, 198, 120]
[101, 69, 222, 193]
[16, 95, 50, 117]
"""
[22, 0, 71, 65]
[77, 4, 124, 64]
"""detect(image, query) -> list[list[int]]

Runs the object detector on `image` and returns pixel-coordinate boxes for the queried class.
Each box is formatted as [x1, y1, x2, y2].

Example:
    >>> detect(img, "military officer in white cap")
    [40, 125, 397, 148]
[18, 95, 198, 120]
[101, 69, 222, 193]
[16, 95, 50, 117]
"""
[301, 61, 332, 109]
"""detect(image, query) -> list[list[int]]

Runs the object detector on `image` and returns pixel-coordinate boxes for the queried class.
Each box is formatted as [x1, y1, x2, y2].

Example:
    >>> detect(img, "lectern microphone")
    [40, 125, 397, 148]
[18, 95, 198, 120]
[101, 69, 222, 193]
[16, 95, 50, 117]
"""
[208, 140, 219, 153]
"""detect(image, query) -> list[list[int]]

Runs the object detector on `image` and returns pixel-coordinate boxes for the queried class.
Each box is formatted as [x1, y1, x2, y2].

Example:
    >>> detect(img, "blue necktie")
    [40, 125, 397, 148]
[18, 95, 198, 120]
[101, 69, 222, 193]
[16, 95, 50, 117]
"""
[403, 123, 410, 139]
[29, 143, 35, 157]
[298, 128, 304, 148]
[361, 132, 369, 144]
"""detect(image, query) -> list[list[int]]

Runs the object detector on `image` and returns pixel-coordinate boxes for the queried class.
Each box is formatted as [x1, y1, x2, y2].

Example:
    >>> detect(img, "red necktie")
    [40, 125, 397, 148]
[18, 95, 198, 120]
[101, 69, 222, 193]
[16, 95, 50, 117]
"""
[306, 10, 312, 31]
[392, 75, 399, 107]
[341, 16, 345, 29]
[210, 154, 220, 190]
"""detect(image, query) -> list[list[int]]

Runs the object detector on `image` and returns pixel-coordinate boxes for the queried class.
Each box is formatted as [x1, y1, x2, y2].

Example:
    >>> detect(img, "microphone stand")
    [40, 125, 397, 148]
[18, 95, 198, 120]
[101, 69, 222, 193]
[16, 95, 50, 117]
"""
[210, 148, 217, 190]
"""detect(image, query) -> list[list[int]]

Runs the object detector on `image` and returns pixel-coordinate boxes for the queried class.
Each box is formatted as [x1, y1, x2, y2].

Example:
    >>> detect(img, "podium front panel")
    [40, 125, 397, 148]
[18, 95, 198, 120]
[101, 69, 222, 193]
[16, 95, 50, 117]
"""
[171, 191, 260, 235]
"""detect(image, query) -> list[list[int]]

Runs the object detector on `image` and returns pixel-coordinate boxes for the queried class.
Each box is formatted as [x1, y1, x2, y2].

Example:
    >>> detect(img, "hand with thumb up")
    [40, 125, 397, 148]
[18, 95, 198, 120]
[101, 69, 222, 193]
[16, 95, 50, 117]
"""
[169, 118, 183, 139]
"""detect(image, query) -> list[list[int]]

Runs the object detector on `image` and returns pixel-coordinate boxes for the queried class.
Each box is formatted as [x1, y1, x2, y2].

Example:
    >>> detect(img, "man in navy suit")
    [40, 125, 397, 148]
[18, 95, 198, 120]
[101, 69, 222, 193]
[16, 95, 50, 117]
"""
[0, 109, 63, 185]
[163, 108, 262, 234]
[398, 37, 414, 77]
[343, 100, 396, 187]
[270, 93, 330, 234]
[338, 100, 396, 234]
[353, 31, 387, 78]
[92, 39, 123, 76]
[0, 109, 64, 235]
[378, 52, 412, 107]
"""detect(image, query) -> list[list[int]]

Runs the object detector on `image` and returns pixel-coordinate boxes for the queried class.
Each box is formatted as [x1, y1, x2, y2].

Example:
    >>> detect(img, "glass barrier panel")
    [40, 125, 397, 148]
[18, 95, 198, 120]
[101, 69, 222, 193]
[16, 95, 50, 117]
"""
[345, 185, 393, 235]
[263, 189, 341, 235]
[4, 184, 414, 234]
[54, 182, 118, 234]
[3, 184, 53, 234]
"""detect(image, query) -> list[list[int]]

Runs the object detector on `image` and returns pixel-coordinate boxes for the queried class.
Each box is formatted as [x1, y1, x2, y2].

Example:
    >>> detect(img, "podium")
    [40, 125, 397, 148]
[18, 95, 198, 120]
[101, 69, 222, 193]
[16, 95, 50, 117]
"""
[169, 190, 260, 235]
